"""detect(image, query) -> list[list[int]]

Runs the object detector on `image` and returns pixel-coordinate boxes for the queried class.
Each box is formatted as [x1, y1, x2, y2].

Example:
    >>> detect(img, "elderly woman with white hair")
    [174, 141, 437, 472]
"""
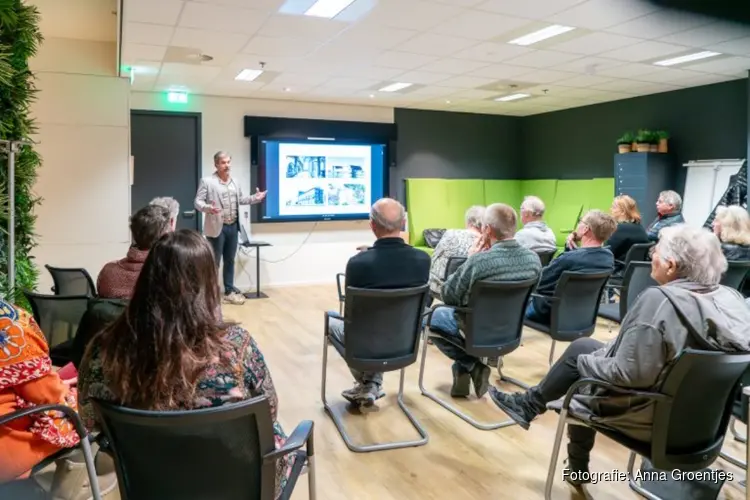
[489, 224, 750, 485]
[646, 190, 685, 241]
[428, 205, 485, 298]
[712, 204, 750, 261]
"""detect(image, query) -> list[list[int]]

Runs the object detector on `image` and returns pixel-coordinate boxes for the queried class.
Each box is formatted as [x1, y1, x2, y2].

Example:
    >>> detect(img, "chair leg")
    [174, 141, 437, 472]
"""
[733, 416, 747, 443]
[626, 452, 663, 500]
[418, 332, 518, 431]
[307, 455, 317, 500]
[338, 301, 343, 316]
[321, 338, 429, 453]
[544, 408, 568, 500]
[548, 340, 556, 366]
[80, 431, 103, 500]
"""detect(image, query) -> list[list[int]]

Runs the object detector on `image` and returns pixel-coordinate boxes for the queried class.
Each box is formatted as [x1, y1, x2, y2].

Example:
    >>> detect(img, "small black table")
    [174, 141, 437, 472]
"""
[241, 241, 271, 299]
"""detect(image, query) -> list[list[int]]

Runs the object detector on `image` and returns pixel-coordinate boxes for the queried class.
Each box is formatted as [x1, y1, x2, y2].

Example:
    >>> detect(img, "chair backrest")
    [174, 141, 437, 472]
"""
[623, 242, 654, 264]
[443, 256, 467, 280]
[92, 397, 276, 500]
[721, 260, 750, 290]
[46, 265, 97, 297]
[650, 349, 750, 471]
[619, 261, 657, 319]
[550, 271, 611, 340]
[23, 292, 90, 348]
[463, 278, 537, 358]
[343, 285, 428, 372]
[71, 298, 127, 368]
[535, 250, 556, 267]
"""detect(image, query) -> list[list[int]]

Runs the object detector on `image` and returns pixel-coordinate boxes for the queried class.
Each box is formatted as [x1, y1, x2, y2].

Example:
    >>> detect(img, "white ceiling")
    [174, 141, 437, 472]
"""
[116, 0, 750, 115]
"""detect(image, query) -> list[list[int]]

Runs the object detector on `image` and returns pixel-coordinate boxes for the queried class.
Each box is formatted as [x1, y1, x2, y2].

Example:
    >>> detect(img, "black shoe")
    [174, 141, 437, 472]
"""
[489, 387, 541, 430]
[470, 362, 490, 398]
[562, 458, 591, 486]
[451, 364, 471, 397]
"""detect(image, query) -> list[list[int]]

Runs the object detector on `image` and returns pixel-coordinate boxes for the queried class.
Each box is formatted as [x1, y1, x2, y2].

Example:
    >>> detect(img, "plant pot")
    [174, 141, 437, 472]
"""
[636, 143, 650, 153]
[631, 141, 637, 151]
[649, 144, 658, 152]
[658, 138, 668, 153]
[618, 144, 631, 153]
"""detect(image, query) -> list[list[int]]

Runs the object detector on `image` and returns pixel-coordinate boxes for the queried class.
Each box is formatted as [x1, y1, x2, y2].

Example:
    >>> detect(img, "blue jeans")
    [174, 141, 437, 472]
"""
[208, 222, 239, 295]
[327, 313, 383, 387]
[525, 300, 550, 325]
[426, 306, 478, 373]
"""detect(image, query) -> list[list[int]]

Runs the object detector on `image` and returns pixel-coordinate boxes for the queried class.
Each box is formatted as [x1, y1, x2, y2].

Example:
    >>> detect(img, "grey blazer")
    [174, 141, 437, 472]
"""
[194, 173, 261, 238]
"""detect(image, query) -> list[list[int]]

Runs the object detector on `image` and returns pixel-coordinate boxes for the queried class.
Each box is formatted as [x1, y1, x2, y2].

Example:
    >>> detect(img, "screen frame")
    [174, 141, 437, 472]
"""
[253, 136, 389, 224]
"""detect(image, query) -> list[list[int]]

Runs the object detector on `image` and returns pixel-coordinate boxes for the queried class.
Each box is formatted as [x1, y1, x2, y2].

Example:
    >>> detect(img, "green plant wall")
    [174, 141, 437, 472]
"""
[0, 0, 43, 305]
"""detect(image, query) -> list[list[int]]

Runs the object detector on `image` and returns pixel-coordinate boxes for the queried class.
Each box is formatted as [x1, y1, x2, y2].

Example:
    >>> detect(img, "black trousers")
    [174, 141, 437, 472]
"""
[537, 337, 604, 464]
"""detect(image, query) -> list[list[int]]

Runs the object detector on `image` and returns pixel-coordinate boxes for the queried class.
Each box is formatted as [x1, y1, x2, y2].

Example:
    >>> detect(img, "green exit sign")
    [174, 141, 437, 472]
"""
[167, 91, 188, 104]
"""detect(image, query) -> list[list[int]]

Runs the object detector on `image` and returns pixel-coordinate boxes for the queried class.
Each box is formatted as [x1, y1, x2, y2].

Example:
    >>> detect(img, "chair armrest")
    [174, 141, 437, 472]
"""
[530, 293, 559, 302]
[743, 386, 750, 398]
[0, 404, 89, 438]
[335, 273, 345, 302]
[264, 420, 314, 463]
[562, 378, 670, 410]
[326, 310, 344, 321]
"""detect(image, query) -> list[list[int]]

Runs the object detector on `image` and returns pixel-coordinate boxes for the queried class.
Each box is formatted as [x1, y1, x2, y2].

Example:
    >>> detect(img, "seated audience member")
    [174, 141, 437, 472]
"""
[515, 196, 557, 253]
[97, 204, 172, 299]
[327, 198, 430, 412]
[490, 225, 750, 483]
[527, 210, 616, 325]
[428, 204, 541, 397]
[713, 205, 750, 261]
[78, 230, 294, 497]
[150, 196, 180, 231]
[646, 190, 684, 242]
[428, 205, 485, 298]
[604, 195, 649, 274]
[0, 301, 79, 481]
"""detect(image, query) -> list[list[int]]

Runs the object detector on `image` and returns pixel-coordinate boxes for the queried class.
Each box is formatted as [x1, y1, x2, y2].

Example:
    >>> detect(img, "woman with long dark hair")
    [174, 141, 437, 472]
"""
[78, 229, 292, 495]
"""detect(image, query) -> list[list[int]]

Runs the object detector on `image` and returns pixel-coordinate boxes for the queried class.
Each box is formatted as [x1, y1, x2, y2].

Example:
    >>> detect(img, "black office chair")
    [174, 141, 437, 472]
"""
[721, 260, 750, 291]
[322, 285, 429, 453]
[92, 397, 316, 500]
[524, 271, 611, 365]
[444, 256, 467, 280]
[535, 250, 556, 267]
[419, 278, 537, 430]
[23, 292, 89, 366]
[598, 262, 657, 326]
[46, 265, 97, 297]
[0, 405, 101, 500]
[544, 349, 750, 500]
[719, 367, 750, 469]
[71, 298, 127, 368]
[336, 273, 345, 315]
[608, 243, 654, 291]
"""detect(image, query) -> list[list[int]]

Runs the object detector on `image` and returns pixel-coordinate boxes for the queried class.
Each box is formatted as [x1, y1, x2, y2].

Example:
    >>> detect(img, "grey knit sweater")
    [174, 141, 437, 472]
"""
[442, 239, 542, 307]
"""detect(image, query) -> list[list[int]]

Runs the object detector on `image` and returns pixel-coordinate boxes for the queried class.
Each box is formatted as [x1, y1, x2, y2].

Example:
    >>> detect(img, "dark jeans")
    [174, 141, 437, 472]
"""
[208, 222, 239, 295]
[525, 300, 550, 324]
[327, 313, 383, 387]
[537, 337, 604, 464]
[426, 306, 479, 373]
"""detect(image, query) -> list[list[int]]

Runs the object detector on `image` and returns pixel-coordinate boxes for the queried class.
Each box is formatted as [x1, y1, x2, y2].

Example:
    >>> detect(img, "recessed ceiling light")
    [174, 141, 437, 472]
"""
[653, 51, 721, 66]
[305, 0, 355, 18]
[445, 100, 451, 104]
[368, 94, 375, 98]
[508, 25, 575, 46]
[495, 93, 530, 102]
[235, 69, 263, 81]
[283, 87, 291, 92]
[379, 82, 412, 92]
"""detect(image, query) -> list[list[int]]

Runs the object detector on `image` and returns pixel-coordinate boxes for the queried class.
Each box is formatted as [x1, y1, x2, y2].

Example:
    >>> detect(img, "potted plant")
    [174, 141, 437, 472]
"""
[648, 131, 659, 152]
[616, 132, 634, 153]
[656, 130, 669, 153]
[635, 129, 652, 153]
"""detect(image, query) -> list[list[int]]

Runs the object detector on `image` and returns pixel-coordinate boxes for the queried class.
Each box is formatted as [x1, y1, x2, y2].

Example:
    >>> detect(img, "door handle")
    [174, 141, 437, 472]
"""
[183, 210, 196, 218]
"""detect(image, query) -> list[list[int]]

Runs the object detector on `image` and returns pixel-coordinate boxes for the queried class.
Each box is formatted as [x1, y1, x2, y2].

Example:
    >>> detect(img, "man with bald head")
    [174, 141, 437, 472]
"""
[328, 197, 430, 412]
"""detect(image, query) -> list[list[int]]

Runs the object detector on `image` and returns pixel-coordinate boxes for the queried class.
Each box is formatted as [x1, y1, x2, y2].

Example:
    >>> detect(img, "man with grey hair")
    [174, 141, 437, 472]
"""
[428, 205, 485, 298]
[646, 190, 684, 241]
[150, 196, 180, 231]
[427, 203, 541, 398]
[195, 151, 267, 305]
[515, 196, 557, 252]
[328, 198, 430, 412]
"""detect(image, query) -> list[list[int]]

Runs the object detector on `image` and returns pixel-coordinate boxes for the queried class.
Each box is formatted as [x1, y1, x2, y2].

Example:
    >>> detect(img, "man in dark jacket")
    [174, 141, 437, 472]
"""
[327, 198, 430, 412]
[646, 190, 685, 241]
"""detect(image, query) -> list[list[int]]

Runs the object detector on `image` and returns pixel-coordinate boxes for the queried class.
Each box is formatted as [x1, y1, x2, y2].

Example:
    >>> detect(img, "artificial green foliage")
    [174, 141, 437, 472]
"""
[0, 0, 43, 306]
[656, 130, 670, 140]
[616, 131, 634, 145]
[635, 129, 652, 144]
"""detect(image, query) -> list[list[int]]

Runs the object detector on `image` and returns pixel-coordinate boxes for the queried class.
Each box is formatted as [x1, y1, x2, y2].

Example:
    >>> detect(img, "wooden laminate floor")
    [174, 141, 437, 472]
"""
[225, 284, 748, 500]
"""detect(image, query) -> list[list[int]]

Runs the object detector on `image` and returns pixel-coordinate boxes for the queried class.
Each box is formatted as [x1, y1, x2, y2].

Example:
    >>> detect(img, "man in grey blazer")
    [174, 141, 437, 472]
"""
[195, 151, 266, 305]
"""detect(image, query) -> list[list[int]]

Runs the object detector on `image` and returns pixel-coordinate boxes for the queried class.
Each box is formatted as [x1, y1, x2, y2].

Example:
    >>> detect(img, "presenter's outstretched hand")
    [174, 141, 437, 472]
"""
[254, 187, 267, 202]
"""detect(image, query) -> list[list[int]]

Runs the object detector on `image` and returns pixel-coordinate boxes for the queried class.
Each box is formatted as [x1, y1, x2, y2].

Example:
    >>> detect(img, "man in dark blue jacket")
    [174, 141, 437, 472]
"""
[526, 210, 617, 324]
[646, 190, 684, 241]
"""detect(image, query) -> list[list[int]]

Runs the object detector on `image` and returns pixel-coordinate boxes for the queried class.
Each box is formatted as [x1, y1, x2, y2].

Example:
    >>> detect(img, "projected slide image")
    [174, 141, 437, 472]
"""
[326, 157, 366, 179]
[327, 183, 366, 206]
[284, 184, 325, 207]
[285, 156, 326, 179]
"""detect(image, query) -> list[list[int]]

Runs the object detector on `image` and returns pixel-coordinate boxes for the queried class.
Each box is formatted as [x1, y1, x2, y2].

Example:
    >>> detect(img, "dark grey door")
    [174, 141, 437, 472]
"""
[130, 111, 201, 231]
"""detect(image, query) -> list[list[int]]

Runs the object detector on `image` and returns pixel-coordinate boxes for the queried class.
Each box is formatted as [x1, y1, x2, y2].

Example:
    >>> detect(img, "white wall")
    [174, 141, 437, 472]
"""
[129, 91, 394, 288]
[30, 39, 131, 292]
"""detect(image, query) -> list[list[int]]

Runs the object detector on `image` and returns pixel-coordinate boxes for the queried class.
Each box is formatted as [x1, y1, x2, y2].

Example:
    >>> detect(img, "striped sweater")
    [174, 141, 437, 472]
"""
[442, 239, 542, 307]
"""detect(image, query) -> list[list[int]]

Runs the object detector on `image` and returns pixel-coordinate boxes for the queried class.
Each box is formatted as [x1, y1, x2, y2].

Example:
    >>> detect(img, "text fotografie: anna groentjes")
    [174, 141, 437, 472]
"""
[562, 468, 733, 485]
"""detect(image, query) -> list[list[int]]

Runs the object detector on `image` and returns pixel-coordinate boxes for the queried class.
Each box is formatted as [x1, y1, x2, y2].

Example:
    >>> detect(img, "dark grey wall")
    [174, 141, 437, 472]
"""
[393, 108, 521, 201]
[521, 79, 748, 183]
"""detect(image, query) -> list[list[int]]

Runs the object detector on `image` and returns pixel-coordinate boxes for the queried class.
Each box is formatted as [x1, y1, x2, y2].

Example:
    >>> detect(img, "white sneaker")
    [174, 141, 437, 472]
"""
[223, 292, 245, 305]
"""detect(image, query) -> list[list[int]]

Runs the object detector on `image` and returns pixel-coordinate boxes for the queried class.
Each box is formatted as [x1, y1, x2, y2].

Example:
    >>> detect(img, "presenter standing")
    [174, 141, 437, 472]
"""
[195, 151, 266, 305]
